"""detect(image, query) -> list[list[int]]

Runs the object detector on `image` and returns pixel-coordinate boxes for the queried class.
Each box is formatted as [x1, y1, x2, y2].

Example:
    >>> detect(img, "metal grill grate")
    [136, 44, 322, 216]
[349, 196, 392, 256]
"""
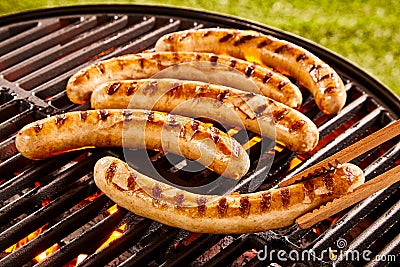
[0, 5, 399, 267]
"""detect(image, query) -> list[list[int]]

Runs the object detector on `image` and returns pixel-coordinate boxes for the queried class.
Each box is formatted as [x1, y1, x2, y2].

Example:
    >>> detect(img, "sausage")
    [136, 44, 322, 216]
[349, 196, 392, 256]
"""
[91, 79, 319, 153]
[15, 109, 250, 179]
[94, 156, 365, 234]
[66, 52, 302, 108]
[155, 28, 346, 114]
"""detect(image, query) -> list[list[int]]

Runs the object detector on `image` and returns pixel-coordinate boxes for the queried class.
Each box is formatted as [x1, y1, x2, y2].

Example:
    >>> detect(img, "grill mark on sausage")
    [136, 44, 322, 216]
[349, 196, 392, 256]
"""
[174, 193, 185, 209]
[95, 63, 106, 74]
[217, 197, 228, 217]
[279, 188, 290, 207]
[343, 165, 357, 185]
[278, 81, 287, 90]
[229, 58, 237, 68]
[210, 128, 221, 143]
[98, 110, 109, 121]
[167, 114, 179, 126]
[245, 64, 256, 77]
[190, 119, 200, 131]
[151, 183, 162, 200]
[289, 120, 306, 133]
[83, 71, 90, 80]
[233, 35, 255, 46]
[145, 110, 155, 122]
[216, 90, 230, 103]
[323, 172, 335, 192]
[105, 161, 118, 184]
[275, 44, 291, 54]
[201, 30, 211, 37]
[127, 173, 136, 190]
[254, 104, 267, 118]
[197, 196, 207, 216]
[320, 73, 334, 82]
[209, 54, 219, 64]
[79, 111, 89, 121]
[272, 108, 289, 121]
[122, 110, 133, 122]
[263, 72, 273, 83]
[117, 59, 125, 70]
[33, 123, 43, 133]
[107, 82, 122, 95]
[143, 81, 158, 96]
[55, 114, 67, 126]
[309, 64, 317, 74]
[296, 53, 309, 62]
[257, 39, 273, 48]
[260, 192, 271, 212]
[138, 57, 145, 69]
[126, 81, 138, 96]
[303, 180, 315, 203]
[239, 196, 251, 217]
[178, 32, 190, 41]
[219, 33, 234, 43]
[324, 86, 337, 94]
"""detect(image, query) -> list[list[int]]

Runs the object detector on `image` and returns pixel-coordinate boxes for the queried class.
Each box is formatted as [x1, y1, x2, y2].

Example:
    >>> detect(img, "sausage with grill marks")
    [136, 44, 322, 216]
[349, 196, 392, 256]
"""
[155, 28, 346, 114]
[15, 110, 250, 179]
[94, 156, 364, 234]
[66, 52, 302, 109]
[91, 79, 319, 153]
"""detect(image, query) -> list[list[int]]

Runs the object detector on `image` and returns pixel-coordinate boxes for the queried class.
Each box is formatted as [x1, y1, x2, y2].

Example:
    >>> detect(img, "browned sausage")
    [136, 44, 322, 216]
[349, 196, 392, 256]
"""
[91, 79, 319, 153]
[15, 109, 250, 179]
[94, 156, 364, 234]
[155, 28, 346, 114]
[66, 52, 302, 108]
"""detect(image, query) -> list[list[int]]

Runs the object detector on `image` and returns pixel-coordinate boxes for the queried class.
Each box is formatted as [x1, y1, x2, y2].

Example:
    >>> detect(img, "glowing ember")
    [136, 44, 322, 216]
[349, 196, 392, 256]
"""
[34, 243, 60, 263]
[242, 135, 262, 150]
[76, 254, 88, 265]
[107, 204, 119, 215]
[96, 224, 127, 252]
[288, 157, 302, 171]
[4, 226, 46, 253]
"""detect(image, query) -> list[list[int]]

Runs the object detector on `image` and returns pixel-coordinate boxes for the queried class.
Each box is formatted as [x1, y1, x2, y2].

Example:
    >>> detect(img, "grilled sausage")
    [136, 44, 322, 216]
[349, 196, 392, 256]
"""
[155, 28, 346, 114]
[66, 52, 302, 108]
[94, 156, 364, 234]
[91, 79, 319, 153]
[15, 110, 250, 179]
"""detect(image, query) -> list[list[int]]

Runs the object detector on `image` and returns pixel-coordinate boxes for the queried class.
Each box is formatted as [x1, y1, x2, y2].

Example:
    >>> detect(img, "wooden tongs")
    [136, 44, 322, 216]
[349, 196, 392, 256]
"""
[279, 120, 400, 229]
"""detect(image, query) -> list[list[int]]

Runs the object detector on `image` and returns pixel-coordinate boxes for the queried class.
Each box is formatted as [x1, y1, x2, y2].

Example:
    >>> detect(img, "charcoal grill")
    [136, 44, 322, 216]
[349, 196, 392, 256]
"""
[0, 4, 399, 267]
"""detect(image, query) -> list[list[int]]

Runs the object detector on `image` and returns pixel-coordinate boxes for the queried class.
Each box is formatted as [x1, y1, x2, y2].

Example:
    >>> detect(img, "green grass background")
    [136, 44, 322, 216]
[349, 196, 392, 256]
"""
[1, 0, 399, 97]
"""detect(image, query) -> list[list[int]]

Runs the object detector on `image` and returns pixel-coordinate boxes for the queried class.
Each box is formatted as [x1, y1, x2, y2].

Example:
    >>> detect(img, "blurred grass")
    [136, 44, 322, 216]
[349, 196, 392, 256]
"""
[1, 0, 399, 96]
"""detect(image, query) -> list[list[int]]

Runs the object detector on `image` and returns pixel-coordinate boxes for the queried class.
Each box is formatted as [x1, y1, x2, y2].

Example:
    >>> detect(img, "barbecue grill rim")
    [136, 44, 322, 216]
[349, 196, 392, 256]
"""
[0, 3, 399, 116]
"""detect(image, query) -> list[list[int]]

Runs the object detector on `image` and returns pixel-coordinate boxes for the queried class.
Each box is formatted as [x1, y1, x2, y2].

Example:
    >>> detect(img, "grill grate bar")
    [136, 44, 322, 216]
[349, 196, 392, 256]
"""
[364, 232, 400, 267]
[285, 107, 383, 180]
[118, 227, 181, 266]
[310, 183, 399, 255]
[1, 16, 103, 81]
[0, 16, 94, 76]
[79, 218, 152, 267]
[0, 19, 63, 59]
[0, 193, 112, 267]
[160, 234, 223, 267]
[336, 199, 400, 265]
[37, 207, 127, 267]
[105, 18, 181, 58]
[0, 151, 80, 202]
[0, 180, 97, 252]
[200, 235, 266, 267]
[0, 151, 106, 229]
[17, 17, 156, 91]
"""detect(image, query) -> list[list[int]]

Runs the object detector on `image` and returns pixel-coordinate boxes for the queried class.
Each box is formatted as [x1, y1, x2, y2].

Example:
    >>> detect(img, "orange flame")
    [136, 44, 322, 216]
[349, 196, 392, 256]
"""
[34, 243, 60, 263]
